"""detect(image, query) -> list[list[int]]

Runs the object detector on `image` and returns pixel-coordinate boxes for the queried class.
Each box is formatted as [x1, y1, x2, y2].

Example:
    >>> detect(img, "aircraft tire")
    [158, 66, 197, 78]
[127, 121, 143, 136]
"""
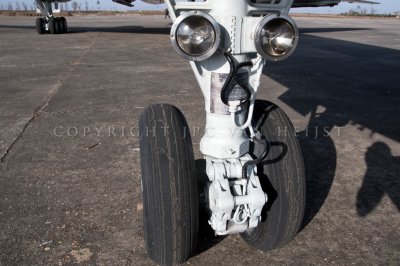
[241, 100, 306, 251]
[60, 17, 67, 33]
[35, 17, 45, 34]
[55, 18, 62, 34]
[49, 17, 56, 34]
[139, 104, 198, 266]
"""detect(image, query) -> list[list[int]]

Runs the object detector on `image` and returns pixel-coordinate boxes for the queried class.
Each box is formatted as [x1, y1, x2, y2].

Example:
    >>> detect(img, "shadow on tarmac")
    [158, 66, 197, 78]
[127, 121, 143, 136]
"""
[0, 24, 369, 35]
[266, 31, 400, 228]
[0, 24, 171, 34]
[356, 142, 400, 216]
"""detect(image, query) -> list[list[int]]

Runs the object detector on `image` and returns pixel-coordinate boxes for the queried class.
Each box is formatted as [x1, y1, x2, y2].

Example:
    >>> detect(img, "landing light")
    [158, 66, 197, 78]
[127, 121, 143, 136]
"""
[171, 11, 221, 61]
[254, 14, 299, 62]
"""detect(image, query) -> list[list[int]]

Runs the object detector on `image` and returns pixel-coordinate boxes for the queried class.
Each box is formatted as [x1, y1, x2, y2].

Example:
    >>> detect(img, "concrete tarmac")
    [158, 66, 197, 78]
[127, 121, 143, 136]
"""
[0, 15, 399, 265]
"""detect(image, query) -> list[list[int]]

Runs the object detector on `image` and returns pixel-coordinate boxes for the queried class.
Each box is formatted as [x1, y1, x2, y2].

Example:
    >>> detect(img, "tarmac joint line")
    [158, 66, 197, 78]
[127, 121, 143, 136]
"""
[0, 32, 100, 163]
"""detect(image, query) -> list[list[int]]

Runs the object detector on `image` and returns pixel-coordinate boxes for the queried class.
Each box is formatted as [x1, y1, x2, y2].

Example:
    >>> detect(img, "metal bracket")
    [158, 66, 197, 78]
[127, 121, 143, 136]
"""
[206, 157, 267, 235]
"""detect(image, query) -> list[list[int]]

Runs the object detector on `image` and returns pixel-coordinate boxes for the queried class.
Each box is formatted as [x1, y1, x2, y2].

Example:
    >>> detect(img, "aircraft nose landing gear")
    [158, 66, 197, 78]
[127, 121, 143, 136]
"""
[139, 0, 305, 265]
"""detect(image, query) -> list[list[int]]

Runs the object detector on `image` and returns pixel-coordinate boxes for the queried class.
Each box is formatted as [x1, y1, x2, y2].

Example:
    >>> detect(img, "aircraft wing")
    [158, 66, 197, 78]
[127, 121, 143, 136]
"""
[61, 0, 378, 9]
[342, 0, 379, 4]
[114, 0, 380, 6]
[112, 0, 135, 7]
[291, 0, 379, 8]
[112, 0, 163, 7]
[141, 0, 164, 3]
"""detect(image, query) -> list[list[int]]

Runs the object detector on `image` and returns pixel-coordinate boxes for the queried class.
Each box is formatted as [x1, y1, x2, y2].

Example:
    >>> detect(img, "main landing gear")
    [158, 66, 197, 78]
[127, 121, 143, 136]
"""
[36, 16, 68, 35]
[34, 0, 67, 34]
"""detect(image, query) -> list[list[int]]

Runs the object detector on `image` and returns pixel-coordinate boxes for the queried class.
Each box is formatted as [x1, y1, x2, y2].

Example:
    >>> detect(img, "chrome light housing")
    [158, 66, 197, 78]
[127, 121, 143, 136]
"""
[171, 11, 221, 61]
[254, 14, 299, 62]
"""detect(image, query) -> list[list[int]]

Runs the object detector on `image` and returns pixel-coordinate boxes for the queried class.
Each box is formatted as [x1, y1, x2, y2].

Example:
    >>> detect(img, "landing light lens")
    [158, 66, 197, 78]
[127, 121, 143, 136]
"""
[255, 15, 299, 61]
[171, 12, 221, 61]
[177, 16, 215, 56]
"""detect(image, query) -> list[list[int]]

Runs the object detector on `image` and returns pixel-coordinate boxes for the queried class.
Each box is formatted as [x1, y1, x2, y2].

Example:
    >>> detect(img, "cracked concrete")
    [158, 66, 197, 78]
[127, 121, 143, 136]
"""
[0, 15, 399, 265]
[0, 29, 99, 163]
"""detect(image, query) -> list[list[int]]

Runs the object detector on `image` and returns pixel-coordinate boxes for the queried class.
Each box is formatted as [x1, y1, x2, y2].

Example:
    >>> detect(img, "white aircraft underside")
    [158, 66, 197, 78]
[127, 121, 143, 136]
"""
[36, 0, 379, 9]
[32, 0, 379, 44]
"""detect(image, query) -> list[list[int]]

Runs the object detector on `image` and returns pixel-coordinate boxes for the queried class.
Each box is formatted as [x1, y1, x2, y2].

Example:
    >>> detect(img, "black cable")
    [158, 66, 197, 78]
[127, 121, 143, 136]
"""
[220, 52, 253, 106]
[242, 138, 271, 179]
[220, 52, 268, 179]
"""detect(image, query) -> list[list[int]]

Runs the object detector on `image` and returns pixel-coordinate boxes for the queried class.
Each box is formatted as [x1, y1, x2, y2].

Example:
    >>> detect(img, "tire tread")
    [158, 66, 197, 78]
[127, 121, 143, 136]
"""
[140, 104, 198, 266]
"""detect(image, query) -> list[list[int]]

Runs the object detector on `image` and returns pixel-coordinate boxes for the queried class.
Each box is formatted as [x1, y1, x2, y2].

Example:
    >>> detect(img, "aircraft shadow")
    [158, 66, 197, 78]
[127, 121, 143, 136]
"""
[0, 25, 35, 30]
[299, 27, 371, 33]
[0, 25, 368, 35]
[264, 31, 400, 229]
[0, 24, 171, 34]
[68, 25, 170, 34]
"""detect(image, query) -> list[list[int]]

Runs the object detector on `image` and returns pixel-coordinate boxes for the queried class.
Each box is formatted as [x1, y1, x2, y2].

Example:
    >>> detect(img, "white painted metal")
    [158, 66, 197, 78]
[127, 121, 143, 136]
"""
[205, 156, 267, 234]
[165, 0, 295, 235]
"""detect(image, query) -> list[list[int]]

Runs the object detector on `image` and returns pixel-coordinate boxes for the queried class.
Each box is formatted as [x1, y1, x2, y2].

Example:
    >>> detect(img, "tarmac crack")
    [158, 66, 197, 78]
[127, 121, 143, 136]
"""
[0, 115, 35, 163]
[0, 33, 100, 163]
